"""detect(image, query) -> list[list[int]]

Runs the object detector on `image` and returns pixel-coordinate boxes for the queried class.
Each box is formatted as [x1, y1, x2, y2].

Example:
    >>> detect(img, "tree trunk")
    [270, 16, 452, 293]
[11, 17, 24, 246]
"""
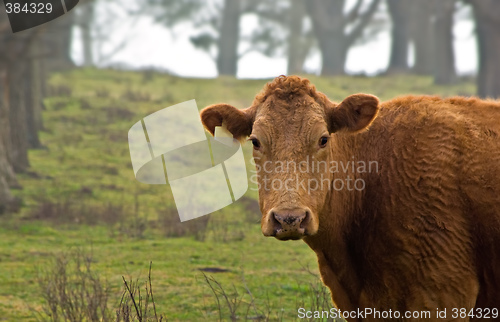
[0, 9, 45, 213]
[26, 39, 44, 148]
[40, 10, 75, 72]
[216, 0, 241, 76]
[0, 69, 19, 213]
[8, 63, 30, 173]
[0, 152, 15, 214]
[25, 63, 43, 148]
[0, 70, 18, 187]
[386, 0, 412, 73]
[308, 0, 347, 76]
[308, 0, 381, 76]
[469, 0, 500, 98]
[80, 0, 95, 67]
[318, 33, 348, 76]
[433, 0, 457, 84]
[410, 0, 435, 74]
[287, 0, 307, 75]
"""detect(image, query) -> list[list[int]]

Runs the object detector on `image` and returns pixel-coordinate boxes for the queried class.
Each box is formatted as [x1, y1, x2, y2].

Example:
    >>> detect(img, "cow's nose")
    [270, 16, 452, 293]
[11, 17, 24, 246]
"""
[270, 208, 310, 240]
[273, 211, 306, 226]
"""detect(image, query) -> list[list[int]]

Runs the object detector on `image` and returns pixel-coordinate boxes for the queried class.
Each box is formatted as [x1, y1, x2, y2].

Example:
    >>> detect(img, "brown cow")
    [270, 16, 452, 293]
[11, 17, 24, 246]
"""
[200, 75, 500, 321]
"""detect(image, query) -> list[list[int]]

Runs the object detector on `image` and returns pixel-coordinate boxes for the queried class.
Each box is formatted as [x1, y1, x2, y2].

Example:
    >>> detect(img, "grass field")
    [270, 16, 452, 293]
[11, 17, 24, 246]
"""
[0, 69, 476, 321]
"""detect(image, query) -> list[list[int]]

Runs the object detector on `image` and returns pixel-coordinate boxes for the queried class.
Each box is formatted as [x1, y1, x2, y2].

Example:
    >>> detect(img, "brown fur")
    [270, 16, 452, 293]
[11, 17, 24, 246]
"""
[200, 76, 500, 321]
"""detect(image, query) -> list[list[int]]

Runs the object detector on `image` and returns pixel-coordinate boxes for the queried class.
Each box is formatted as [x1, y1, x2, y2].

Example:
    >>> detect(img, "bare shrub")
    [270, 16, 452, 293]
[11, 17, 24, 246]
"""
[121, 89, 151, 102]
[116, 194, 147, 239]
[203, 274, 244, 321]
[294, 264, 341, 322]
[79, 99, 92, 110]
[35, 249, 112, 322]
[238, 196, 261, 224]
[202, 272, 267, 321]
[28, 198, 128, 227]
[34, 253, 167, 322]
[28, 195, 151, 239]
[95, 88, 110, 98]
[158, 206, 209, 241]
[202, 270, 340, 322]
[205, 214, 245, 243]
[105, 130, 127, 143]
[59, 133, 84, 146]
[117, 262, 166, 322]
[200, 197, 257, 243]
[141, 69, 155, 83]
[49, 85, 72, 97]
[104, 105, 135, 122]
[52, 101, 68, 111]
[118, 214, 148, 239]
[294, 281, 337, 322]
[0, 195, 22, 215]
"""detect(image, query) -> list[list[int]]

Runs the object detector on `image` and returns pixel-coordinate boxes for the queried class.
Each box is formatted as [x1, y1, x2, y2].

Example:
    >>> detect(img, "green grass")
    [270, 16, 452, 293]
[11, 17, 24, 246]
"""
[0, 68, 476, 321]
[0, 222, 319, 320]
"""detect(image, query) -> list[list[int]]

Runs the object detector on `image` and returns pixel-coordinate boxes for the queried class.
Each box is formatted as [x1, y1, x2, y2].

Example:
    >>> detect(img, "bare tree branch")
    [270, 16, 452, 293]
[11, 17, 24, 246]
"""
[345, 0, 364, 23]
[347, 0, 381, 45]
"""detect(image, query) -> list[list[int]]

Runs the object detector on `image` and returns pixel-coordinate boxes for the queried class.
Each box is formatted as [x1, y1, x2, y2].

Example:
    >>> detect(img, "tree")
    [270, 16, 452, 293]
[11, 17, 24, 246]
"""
[247, 0, 315, 75]
[216, 0, 241, 75]
[307, 0, 381, 76]
[287, 0, 306, 74]
[468, 0, 500, 98]
[75, 0, 134, 67]
[433, 0, 457, 84]
[0, 21, 24, 212]
[387, 0, 457, 83]
[229, 0, 313, 75]
[0, 68, 19, 213]
[147, 0, 246, 76]
[408, 0, 435, 75]
[76, 0, 96, 67]
[286, 0, 318, 75]
[0, 9, 48, 212]
[38, 11, 75, 72]
[150, 0, 319, 76]
[386, 0, 412, 73]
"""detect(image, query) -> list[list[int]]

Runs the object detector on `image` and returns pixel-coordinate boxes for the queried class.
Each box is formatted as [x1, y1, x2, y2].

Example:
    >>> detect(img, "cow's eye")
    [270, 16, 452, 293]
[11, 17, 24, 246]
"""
[319, 136, 329, 148]
[250, 138, 261, 149]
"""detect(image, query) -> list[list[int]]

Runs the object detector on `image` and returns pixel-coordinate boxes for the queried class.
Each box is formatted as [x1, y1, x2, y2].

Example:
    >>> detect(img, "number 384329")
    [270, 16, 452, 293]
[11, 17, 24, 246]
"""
[452, 308, 499, 319]
[5, 2, 53, 14]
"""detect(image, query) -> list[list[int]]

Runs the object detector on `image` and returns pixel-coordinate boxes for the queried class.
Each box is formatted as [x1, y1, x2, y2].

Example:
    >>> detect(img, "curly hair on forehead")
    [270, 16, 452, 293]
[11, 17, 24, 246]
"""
[252, 75, 331, 107]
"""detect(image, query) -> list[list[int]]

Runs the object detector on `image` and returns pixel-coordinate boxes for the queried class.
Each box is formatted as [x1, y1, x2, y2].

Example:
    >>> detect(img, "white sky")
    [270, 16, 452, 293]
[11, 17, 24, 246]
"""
[71, 2, 478, 79]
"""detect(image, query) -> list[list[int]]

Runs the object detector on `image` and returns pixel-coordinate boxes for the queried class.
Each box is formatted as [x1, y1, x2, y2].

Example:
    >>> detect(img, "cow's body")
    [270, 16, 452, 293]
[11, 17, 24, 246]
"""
[201, 76, 500, 321]
[306, 95, 500, 319]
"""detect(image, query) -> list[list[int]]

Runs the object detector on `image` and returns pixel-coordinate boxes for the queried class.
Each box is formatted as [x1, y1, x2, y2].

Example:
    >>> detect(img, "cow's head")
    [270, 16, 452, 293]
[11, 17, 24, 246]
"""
[201, 76, 379, 240]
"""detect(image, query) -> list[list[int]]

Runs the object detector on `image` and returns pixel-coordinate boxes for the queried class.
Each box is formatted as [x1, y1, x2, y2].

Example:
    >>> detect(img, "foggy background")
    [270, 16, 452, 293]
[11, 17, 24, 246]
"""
[69, 0, 478, 78]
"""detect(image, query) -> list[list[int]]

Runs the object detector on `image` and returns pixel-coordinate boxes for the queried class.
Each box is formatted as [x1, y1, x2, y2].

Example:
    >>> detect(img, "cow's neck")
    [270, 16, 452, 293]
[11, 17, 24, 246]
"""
[304, 131, 372, 310]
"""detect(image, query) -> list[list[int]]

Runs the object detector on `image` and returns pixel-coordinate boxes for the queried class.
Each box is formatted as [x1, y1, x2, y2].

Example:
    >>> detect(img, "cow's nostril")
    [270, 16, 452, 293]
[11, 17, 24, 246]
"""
[273, 210, 306, 227]
[300, 211, 310, 229]
[270, 211, 281, 231]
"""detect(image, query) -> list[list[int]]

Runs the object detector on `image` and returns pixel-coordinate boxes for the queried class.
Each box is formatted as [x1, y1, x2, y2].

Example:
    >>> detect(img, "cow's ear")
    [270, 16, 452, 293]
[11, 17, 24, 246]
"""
[200, 103, 255, 139]
[327, 94, 379, 133]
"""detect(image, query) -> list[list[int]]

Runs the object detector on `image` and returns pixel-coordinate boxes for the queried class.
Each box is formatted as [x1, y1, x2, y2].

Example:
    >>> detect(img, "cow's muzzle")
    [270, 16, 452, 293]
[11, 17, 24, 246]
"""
[262, 207, 315, 240]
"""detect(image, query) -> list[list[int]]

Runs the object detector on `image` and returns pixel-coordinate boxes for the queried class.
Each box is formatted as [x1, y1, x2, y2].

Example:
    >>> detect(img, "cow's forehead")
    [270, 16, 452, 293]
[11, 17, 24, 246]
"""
[255, 94, 325, 120]
[253, 95, 328, 141]
[250, 75, 331, 138]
